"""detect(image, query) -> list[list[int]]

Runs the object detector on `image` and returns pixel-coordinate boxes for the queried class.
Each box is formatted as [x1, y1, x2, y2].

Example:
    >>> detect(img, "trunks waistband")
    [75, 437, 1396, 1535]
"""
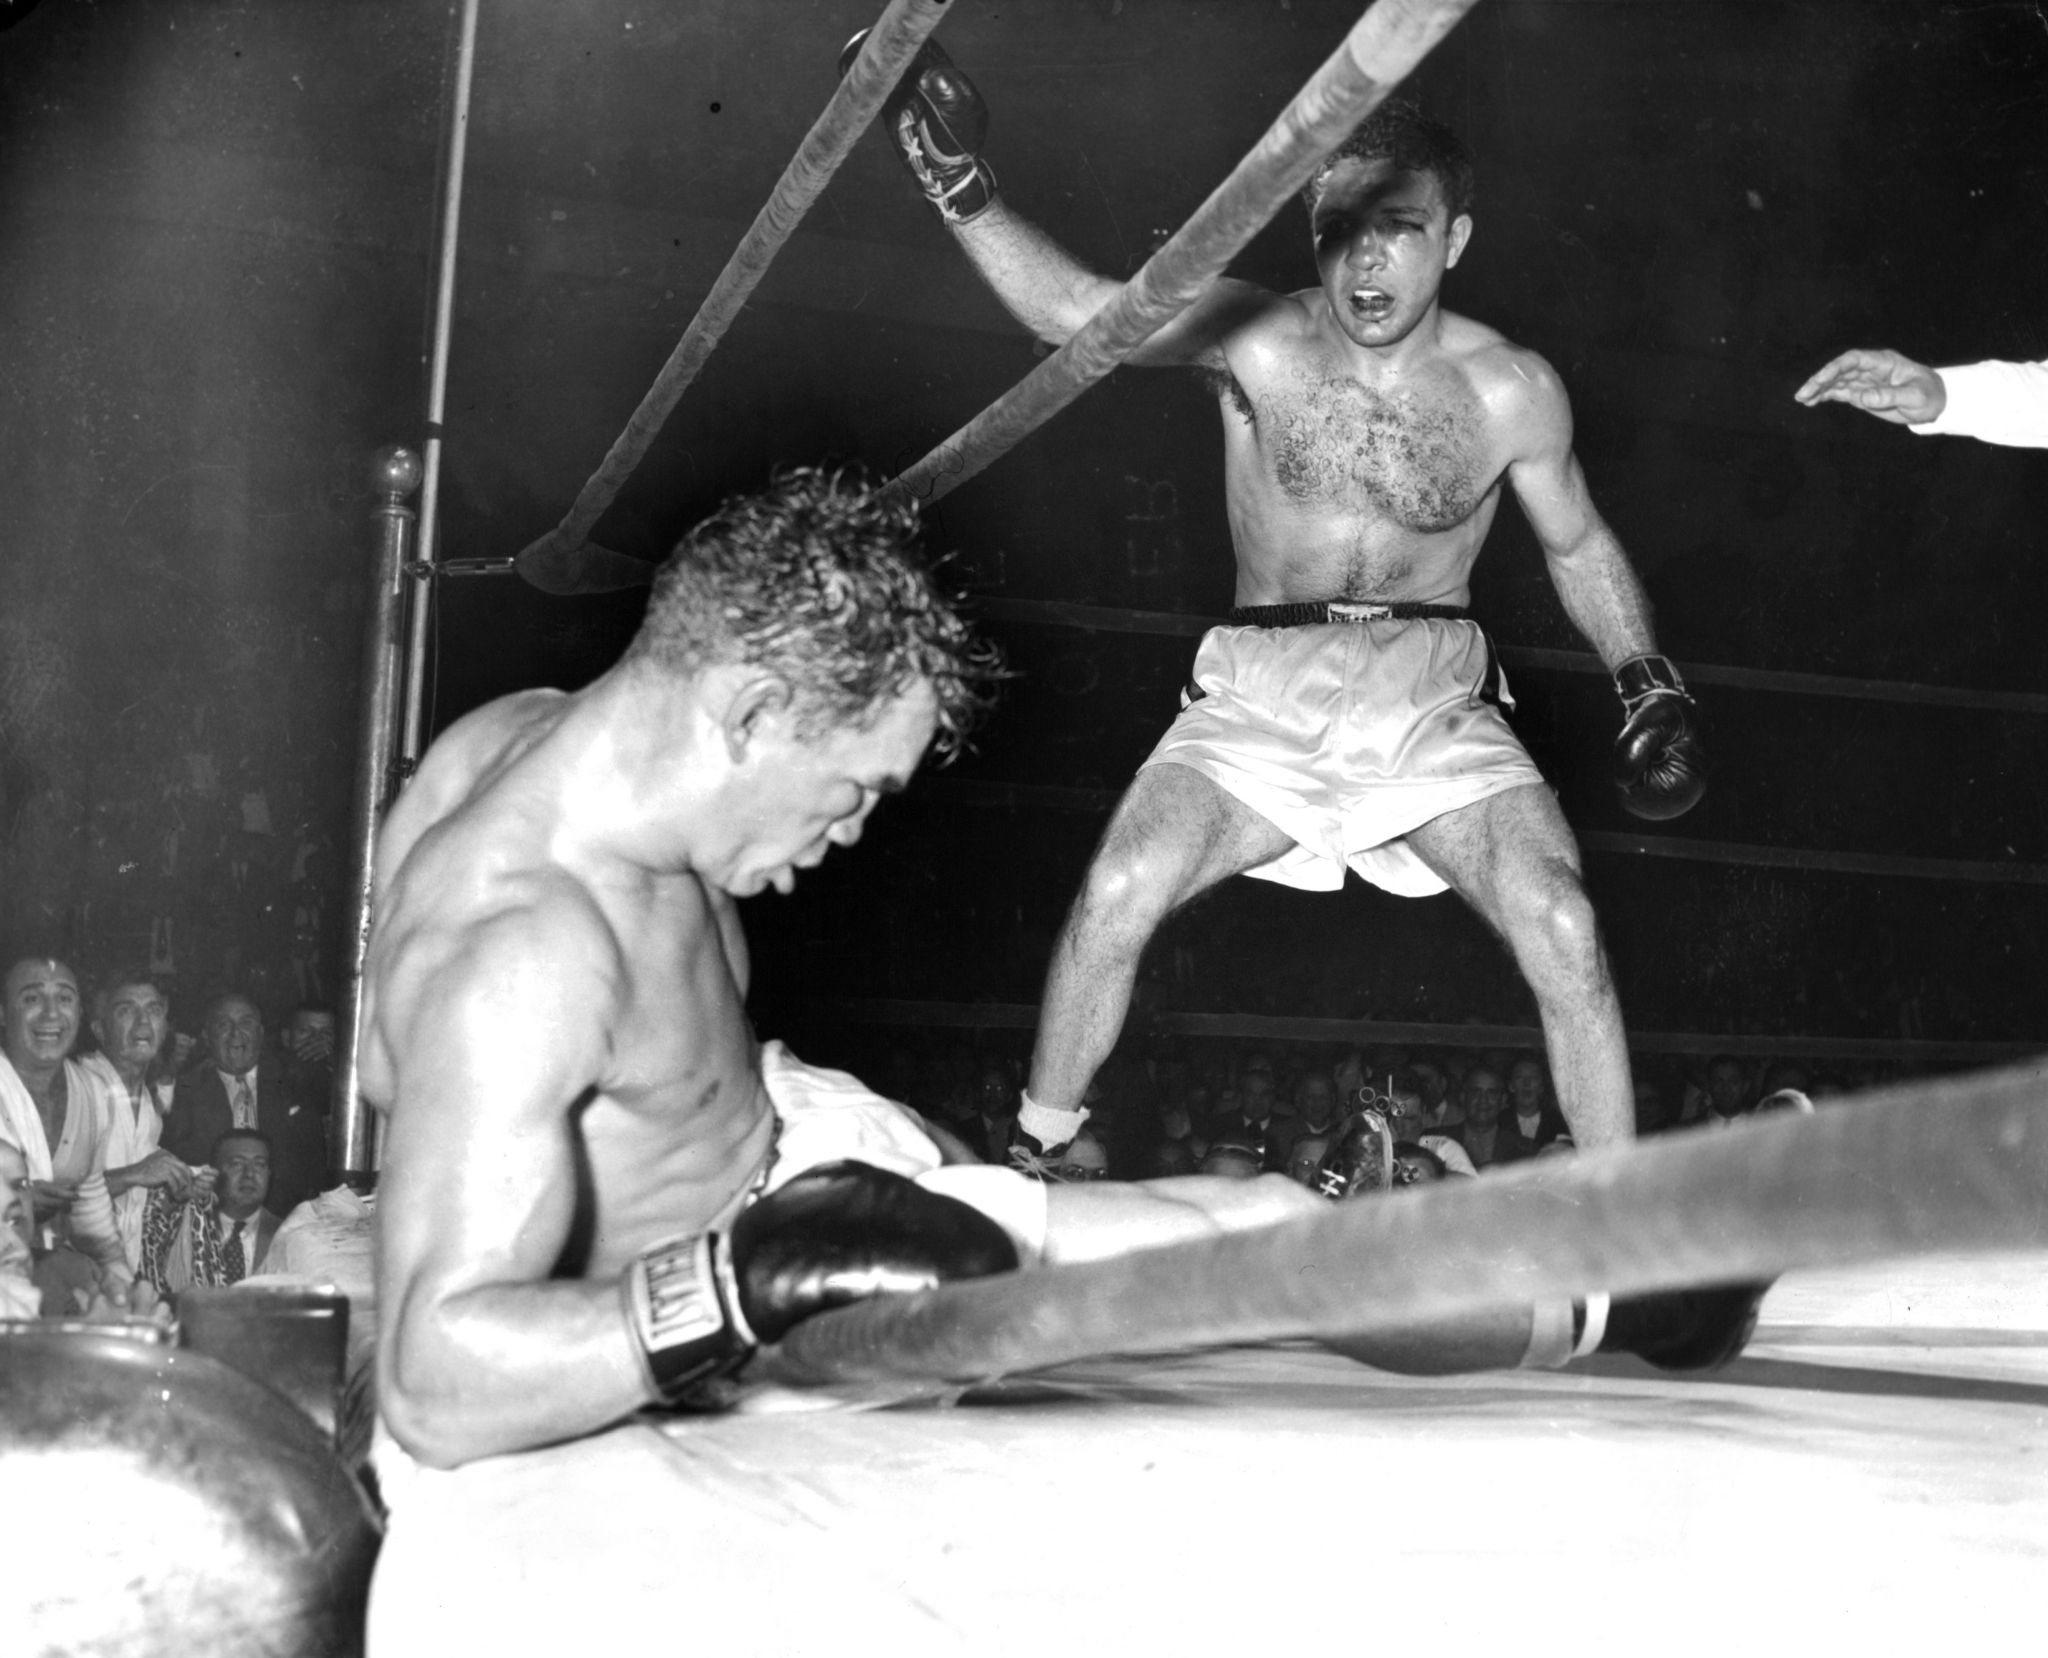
[1229, 601, 1471, 627]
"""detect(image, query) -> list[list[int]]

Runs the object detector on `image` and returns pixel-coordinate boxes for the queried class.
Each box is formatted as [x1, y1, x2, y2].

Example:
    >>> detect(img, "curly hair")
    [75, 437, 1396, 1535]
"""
[1301, 102, 1474, 222]
[627, 467, 1000, 760]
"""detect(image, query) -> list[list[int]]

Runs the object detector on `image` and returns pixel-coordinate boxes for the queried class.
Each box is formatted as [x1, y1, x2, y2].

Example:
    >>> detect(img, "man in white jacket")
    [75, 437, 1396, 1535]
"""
[1795, 348, 2048, 448]
[76, 971, 199, 1271]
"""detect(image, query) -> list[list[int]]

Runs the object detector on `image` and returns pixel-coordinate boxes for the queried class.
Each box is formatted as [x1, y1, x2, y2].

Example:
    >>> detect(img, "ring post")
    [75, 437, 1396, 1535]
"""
[889, 0, 1481, 506]
[333, 446, 421, 1184]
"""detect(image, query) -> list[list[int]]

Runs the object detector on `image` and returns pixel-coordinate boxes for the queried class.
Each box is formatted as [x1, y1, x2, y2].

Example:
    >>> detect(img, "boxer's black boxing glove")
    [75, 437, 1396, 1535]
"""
[839, 29, 997, 225]
[1612, 653, 1706, 821]
[623, 1160, 1017, 1404]
[1312, 1109, 1393, 1201]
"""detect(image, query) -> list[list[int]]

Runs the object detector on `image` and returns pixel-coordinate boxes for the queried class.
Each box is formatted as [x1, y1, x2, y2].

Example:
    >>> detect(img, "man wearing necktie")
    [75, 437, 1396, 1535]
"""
[214, 1132, 276, 1282]
[139, 1129, 281, 1299]
[163, 993, 331, 1215]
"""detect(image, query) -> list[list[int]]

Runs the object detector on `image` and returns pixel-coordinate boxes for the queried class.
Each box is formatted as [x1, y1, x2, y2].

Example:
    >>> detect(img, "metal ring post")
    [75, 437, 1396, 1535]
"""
[333, 445, 421, 1181]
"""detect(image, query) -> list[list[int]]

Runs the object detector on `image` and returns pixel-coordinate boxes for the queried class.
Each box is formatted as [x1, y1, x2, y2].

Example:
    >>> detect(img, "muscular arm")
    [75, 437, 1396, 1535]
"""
[950, 200, 1274, 370]
[1501, 358, 1659, 668]
[374, 914, 649, 1469]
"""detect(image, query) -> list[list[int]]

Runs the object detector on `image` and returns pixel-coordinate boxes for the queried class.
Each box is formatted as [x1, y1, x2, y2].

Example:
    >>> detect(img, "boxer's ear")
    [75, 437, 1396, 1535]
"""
[1445, 213, 1473, 269]
[720, 674, 794, 761]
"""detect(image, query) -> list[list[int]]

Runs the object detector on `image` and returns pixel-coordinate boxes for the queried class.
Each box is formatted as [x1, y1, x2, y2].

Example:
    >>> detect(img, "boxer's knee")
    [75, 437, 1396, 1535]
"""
[1501, 859, 1605, 987]
[1070, 833, 1191, 943]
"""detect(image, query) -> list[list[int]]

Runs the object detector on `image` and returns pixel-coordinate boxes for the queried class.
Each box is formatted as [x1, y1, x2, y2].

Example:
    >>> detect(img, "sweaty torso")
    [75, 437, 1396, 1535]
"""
[359, 694, 773, 1279]
[1211, 300, 1523, 606]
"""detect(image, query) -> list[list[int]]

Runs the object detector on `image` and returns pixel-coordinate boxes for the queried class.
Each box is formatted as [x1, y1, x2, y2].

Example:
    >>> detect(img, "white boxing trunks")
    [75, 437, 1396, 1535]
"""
[1142, 616, 1546, 897]
[755, 1041, 1048, 1266]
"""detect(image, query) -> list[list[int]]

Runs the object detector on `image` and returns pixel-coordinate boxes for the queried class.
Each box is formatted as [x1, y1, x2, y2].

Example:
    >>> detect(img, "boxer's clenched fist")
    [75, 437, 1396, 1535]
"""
[624, 1160, 1017, 1403]
[1612, 653, 1706, 821]
[840, 29, 997, 225]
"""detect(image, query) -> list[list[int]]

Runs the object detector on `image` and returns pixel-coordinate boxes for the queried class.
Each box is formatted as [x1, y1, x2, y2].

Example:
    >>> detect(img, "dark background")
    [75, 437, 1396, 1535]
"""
[1, 0, 2042, 1064]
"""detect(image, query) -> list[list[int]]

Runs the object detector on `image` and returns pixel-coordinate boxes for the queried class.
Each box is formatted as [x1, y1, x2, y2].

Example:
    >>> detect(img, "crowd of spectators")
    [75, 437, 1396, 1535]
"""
[858, 1028, 1874, 1188]
[0, 943, 1909, 1322]
[0, 951, 337, 1321]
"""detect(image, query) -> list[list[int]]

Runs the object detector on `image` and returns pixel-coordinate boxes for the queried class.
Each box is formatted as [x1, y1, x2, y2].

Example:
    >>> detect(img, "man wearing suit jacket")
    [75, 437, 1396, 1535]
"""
[163, 993, 329, 1215]
[140, 1128, 283, 1301]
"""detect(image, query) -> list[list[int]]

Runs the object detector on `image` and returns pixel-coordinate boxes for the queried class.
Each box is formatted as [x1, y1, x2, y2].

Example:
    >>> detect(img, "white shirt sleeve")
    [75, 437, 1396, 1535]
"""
[1911, 359, 2048, 448]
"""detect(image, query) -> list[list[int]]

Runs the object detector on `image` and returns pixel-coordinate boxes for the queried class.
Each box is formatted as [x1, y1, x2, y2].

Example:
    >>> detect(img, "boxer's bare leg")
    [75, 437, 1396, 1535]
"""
[1028, 763, 1293, 1114]
[1408, 783, 1633, 1150]
[1044, 1171, 1321, 1262]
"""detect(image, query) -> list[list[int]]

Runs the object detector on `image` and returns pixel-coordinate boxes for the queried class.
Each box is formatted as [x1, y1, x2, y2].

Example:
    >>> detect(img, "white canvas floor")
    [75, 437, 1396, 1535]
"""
[368, 1251, 2048, 1656]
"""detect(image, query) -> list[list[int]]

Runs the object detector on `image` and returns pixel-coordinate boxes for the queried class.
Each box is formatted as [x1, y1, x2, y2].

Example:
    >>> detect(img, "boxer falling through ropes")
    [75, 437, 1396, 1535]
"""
[366, 471, 1336, 1471]
[853, 39, 1706, 1161]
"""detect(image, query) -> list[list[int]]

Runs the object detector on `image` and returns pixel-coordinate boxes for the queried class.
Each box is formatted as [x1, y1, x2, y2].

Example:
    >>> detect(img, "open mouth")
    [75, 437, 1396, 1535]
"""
[1348, 287, 1394, 320]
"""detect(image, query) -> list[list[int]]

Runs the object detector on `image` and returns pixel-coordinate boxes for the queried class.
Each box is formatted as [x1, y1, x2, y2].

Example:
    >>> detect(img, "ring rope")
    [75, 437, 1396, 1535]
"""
[757, 1060, 2048, 1388]
[885, 0, 1483, 507]
[799, 997, 2047, 1066]
[515, 0, 956, 594]
[917, 776, 2048, 888]
[965, 597, 2048, 719]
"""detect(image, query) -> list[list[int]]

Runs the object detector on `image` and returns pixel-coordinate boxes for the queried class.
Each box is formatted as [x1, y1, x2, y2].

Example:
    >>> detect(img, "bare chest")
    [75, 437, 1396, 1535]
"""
[1255, 369, 1490, 534]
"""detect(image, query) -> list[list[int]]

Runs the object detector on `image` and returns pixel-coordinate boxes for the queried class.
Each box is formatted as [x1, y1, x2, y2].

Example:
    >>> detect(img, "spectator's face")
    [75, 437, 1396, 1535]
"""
[1240, 1068, 1275, 1115]
[1333, 1053, 1366, 1107]
[1199, 1148, 1262, 1180]
[1411, 1060, 1446, 1107]
[0, 1143, 30, 1249]
[285, 1008, 336, 1063]
[206, 998, 265, 1076]
[977, 1068, 1015, 1118]
[1287, 1136, 1330, 1186]
[1461, 1068, 1505, 1125]
[3, 958, 81, 1069]
[1384, 1086, 1425, 1140]
[1295, 1075, 1335, 1124]
[97, 982, 169, 1073]
[1508, 1061, 1547, 1112]
[215, 1137, 272, 1218]
[1053, 1135, 1109, 1182]
[1708, 1062, 1748, 1117]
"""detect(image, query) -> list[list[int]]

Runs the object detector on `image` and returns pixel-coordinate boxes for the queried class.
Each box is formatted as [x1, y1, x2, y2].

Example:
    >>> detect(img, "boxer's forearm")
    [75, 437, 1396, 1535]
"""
[379, 1277, 653, 1469]
[951, 201, 1119, 346]
[1544, 521, 1659, 670]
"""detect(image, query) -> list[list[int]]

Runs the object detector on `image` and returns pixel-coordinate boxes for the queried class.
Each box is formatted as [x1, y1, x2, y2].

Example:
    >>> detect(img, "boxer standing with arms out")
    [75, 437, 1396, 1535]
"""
[366, 471, 1328, 1472]
[856, 44, 1706, 1159]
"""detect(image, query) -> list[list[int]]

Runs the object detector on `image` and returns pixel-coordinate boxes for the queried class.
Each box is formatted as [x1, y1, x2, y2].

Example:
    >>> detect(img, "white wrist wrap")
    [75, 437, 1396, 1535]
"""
[622, 1231, 753, 1404]
[1015, 1091, 1090, 1153]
